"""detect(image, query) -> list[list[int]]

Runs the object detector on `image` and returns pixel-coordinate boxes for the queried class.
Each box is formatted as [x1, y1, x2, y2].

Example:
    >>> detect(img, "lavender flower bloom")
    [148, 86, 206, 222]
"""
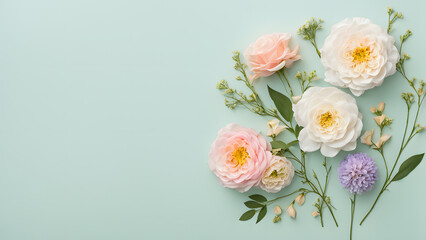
[338, 153, 378, 194]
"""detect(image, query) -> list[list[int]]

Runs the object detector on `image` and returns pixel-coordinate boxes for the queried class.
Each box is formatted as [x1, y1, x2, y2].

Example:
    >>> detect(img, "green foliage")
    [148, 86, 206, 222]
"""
[244, 201, 264, 209]
[256, 206, 267, 224]
[392, 153, 424, 181]
[239, 210, 256, 221]
[267, 86, 293, 122]
[270, 140, 297, 153]
[248, 194, 267, 203]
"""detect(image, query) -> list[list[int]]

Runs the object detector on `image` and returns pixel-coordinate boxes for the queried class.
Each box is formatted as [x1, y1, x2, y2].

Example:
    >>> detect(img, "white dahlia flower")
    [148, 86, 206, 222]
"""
[321, 18, 399, 96]
[293, 87, 363, 157]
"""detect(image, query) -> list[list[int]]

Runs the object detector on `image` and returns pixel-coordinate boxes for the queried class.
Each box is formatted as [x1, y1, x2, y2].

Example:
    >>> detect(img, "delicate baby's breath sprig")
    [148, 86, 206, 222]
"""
[217, 52, 278, 117]
[294, 70, 320, 93]
[297, 18, 323, 57]
[386, 6, 403, 33]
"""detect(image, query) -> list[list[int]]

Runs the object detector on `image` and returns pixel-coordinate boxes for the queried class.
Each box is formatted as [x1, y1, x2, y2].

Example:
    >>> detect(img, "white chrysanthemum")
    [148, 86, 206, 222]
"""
[293, 87, 363, 157]
[321, 18, 399, 96]
[259, 156, 294, 193]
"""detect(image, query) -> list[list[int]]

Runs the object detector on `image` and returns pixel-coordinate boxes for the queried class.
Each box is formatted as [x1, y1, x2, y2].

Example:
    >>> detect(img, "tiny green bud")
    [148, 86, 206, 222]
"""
[273, 216, 281, 223]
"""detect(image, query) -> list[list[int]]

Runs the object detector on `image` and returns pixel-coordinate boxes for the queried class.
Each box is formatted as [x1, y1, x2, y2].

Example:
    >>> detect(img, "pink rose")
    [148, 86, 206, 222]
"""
[244, 33, 301, 81]
[208, 123, 272, 192]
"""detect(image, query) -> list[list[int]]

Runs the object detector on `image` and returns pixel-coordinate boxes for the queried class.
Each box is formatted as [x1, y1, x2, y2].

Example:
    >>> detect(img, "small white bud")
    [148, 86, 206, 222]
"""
[294, 193, 305, 206]
[271, 148, 282, 155]
[376, 134, 391, 148]
[312, 211, 320, 217]
[377, 102, 385, 112]
[374, 115, 386, 126]
[272, 216, 281, 223]
[267, 119, 287, 137]
[286, 204, 296, 218]
[360, 129, 374, 146]
[292, 95, 302, 104]
[273, 206, 282, 216]
[370, 106, 377, 113]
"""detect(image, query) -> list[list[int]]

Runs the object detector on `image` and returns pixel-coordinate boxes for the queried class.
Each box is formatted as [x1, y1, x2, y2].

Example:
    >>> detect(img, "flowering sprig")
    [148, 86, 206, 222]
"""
[219, 52, 338, 226]
[294, 71, 319, 93]
[386, 7, 403, 33]
[360, 7, 425, 225]
[297, 18, 323, 57]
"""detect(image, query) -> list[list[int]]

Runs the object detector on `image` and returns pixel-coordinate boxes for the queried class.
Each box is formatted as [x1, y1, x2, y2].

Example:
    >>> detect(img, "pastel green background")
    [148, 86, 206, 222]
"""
[0, 0, 425, 239]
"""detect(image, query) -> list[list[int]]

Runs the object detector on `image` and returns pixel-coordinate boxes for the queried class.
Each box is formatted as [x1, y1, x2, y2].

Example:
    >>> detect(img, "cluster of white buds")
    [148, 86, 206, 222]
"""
[312, 211, 320, 217]
[271, 193, 306, 223]
[402, 92, 415, 105]
[286, 203, 296, 218]
[273, 206, 282, 223]
[295, 193, 305, 206]
[361, 102, 392, 148]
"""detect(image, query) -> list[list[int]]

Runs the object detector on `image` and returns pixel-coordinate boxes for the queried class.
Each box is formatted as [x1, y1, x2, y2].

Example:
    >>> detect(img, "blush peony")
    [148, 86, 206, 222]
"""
[244, 33, 301, 81]
[321, 18, 399, 96]
[293, 87, 363, 157]
[259, 155, 294, 193]
[208, 123, 272, 192]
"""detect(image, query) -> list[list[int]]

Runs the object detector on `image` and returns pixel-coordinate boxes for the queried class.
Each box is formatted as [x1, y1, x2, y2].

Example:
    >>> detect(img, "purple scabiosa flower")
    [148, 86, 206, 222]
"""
[338, 153, 378, 194]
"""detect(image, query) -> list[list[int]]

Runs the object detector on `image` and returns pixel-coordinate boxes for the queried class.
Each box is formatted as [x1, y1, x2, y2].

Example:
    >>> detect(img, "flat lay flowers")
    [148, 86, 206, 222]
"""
[209, 6, 425, 240]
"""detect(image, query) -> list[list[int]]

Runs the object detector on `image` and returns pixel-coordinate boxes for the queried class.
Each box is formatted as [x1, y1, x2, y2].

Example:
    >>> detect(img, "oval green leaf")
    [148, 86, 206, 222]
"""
[239, 210, 256, 221]
[295, 125, 303, 137]
[244, 201, 264, 208]
[256, 206, 267, 224]
[267, 86, 293, 122]
[270, 140, 298, 152]
[248, 194, 267, 203]
[392, 153, 424, 182]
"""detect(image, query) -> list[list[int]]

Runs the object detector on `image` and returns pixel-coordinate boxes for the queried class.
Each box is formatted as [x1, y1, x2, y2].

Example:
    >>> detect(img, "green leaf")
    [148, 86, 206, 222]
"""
[256, 206, 267, 224]
[244, 201, 264, 208]
[295, 125, 303, 137]
[239, 210, 256, 221]
[248, 194, 267, 202]
[270, 140, 287, 150]
[267, 86, 293, 122]
[270, 140, 298, 152]
[287, 140, 298, 148]
[392, 153, 424, 182]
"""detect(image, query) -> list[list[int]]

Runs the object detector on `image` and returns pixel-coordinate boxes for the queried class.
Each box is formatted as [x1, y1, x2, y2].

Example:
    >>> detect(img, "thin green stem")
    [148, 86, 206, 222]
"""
[350, 194, 357, 240]
[278, 69, 294, 97]
[265, 188, 306, 205]
[311, 39, 321, 58]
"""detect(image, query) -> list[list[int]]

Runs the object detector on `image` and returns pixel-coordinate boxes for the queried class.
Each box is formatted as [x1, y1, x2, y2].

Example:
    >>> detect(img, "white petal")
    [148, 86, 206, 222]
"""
[320, 144, 340, 157]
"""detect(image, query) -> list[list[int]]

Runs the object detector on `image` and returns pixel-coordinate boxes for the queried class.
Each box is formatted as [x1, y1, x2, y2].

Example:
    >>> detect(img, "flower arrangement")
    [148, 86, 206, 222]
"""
[209, 6, 424, 239]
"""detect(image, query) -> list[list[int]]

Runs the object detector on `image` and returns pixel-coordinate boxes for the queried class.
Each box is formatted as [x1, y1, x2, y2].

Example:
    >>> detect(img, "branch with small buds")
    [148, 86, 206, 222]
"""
[386, 7, 403, 34]
[297, 18, 323, 58]
[360, 8, 426, 225]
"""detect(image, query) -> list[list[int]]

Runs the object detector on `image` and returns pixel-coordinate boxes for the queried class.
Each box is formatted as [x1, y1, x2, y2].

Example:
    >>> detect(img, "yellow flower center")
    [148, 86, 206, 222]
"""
[319, 111, 336, 128]
[232, 147, 249, 167]
[351, 45, 371, 65]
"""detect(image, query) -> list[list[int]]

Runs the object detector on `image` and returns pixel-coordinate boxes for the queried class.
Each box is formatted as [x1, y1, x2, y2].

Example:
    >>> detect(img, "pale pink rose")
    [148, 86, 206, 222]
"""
[244, 33, 301, 81]
[208, 123, 272, 192]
